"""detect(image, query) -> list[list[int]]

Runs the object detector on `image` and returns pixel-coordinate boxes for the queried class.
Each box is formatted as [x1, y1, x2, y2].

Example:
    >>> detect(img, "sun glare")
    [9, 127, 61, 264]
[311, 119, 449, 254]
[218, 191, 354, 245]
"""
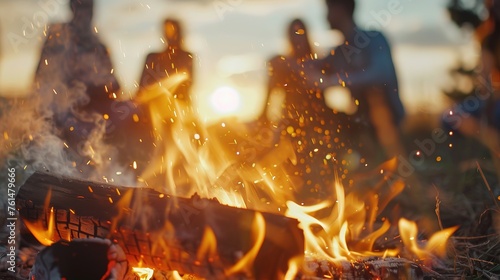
[210, 86, 241, 115]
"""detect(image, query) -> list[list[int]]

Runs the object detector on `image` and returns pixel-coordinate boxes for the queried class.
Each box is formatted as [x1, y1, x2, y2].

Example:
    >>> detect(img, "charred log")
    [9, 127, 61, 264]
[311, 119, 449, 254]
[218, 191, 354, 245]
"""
[16, 172, 304, 280]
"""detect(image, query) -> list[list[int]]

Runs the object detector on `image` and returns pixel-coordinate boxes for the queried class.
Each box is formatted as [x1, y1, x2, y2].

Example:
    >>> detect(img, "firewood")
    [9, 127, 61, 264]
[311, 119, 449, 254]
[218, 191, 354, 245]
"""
[16, 172, 304, 280]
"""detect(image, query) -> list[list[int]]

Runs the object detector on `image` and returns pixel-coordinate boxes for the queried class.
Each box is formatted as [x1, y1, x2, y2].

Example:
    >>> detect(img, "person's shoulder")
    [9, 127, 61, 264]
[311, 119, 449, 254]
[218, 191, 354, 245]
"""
[358, 28, 392, 48]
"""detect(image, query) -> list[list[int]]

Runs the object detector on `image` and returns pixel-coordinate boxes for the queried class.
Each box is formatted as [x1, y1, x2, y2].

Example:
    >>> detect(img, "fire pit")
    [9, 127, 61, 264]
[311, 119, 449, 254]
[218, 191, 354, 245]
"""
[6, 169, 459, 280]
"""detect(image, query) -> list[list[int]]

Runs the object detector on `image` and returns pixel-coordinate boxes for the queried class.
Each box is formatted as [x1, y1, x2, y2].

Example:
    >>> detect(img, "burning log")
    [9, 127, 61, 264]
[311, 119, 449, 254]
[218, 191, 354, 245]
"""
[16, 172, 304, 279]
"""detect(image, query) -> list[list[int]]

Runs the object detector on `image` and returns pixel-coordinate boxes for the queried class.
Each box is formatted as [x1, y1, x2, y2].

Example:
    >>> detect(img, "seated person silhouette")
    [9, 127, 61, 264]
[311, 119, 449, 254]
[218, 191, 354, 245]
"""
[302, 0, 406, 166]
[34, 0, 148, 176]
[261, 19, 348, 201]
[443, 1, 500, 176]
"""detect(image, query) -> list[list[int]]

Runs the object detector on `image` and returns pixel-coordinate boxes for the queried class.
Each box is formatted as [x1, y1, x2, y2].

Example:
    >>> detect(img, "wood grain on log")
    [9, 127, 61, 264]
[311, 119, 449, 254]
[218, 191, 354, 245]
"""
[16, 172, 304, 280]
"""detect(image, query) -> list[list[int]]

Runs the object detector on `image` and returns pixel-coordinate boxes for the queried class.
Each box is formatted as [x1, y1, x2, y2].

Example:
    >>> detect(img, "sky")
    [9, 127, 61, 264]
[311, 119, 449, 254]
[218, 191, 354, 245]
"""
[0, 0, 478, 122]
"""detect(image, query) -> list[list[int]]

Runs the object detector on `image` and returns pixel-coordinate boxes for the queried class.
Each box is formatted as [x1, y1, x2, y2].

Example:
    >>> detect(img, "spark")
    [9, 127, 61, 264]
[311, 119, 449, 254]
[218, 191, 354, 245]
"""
[133, 161, 138, 170]
[94, 26, 99, 33]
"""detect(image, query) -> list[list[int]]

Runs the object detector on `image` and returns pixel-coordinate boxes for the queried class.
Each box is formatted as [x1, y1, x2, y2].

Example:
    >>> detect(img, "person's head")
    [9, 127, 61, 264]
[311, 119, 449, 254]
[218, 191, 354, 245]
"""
[70, 0, 94, 30]
[164, 19, 183, 48]
[288, 19, 312, 59]
[324, 0, 355, 30]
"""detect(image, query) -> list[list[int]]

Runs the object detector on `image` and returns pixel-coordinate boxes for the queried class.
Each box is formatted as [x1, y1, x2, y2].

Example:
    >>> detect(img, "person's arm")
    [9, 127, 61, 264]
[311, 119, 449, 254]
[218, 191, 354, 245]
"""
[339, 35, 395, 93]
[366, 87, 406, 158]
[304, 33, 396, 95]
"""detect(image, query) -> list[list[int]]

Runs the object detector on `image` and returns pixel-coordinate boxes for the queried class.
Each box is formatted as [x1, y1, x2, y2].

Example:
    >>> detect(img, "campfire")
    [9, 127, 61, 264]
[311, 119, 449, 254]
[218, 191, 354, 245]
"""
[2, 1, 500, 278]
[1, 73, 463, 280]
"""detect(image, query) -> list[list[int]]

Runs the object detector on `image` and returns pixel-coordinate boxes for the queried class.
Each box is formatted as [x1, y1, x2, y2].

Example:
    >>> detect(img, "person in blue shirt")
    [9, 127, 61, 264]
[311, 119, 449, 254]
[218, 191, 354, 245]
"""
[303, 0, 407, 163]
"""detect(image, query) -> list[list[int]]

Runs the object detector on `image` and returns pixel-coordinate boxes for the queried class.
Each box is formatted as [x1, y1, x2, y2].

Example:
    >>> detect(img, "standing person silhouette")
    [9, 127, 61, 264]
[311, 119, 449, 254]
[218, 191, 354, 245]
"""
[35, 0, 120, 115]
[138, 19, 193, 102]
[261, 19, 348, 202]
[136, 19, 196, 192]
[303, 0, 406, 166]
[34, 0, 147, 177]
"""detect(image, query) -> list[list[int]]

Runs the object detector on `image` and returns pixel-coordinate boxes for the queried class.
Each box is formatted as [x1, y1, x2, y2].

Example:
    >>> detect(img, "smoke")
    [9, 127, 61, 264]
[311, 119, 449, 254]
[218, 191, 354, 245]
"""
[1, 36, 135, 187]
[0, 82, 134, 186]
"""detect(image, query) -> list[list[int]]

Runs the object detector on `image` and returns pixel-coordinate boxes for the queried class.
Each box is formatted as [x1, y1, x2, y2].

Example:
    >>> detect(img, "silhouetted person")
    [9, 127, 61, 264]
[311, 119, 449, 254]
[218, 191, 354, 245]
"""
[136, 19, 196, 191]
[35, 0, 119, 114]
[138, 19, 193, 101]
[261, 19, 348, 201]
[303, 0, 406, 164]
[34, 0, 148, 177]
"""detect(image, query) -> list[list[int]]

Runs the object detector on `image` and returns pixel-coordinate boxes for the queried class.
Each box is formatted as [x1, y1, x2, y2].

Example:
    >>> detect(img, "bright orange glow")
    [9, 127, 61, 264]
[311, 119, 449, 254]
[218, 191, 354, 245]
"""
[24, 206, 56, 246]
[285, 176, 401, 263]
[399, 218, 458, 259]
[196, 226, 218, 263]
[132, 267, 154, 280]
[24, 189, 58, 246]
[137, 75, 295, 211]
[132, 75, 461, 277]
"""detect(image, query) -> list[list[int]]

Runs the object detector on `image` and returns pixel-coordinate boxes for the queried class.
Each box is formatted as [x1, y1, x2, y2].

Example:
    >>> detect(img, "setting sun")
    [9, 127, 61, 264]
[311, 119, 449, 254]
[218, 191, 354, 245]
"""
[210, 86, 241, 115]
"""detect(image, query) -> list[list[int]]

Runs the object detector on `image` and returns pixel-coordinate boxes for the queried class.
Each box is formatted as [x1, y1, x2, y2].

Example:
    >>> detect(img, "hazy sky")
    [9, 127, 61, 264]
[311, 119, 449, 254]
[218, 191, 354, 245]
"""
[0, 0, 476, 121]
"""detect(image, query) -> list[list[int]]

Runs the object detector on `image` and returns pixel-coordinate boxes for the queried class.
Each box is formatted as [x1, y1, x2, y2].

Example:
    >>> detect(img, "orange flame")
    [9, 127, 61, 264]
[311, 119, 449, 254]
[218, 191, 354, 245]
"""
[24, 189, 58, 246]
[131, 267, 154, 280]
[286, 177, 400, 263]
[399, 218, 458, 259]
[196, 226, 218, 263]
[225, 212, 266, 277]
